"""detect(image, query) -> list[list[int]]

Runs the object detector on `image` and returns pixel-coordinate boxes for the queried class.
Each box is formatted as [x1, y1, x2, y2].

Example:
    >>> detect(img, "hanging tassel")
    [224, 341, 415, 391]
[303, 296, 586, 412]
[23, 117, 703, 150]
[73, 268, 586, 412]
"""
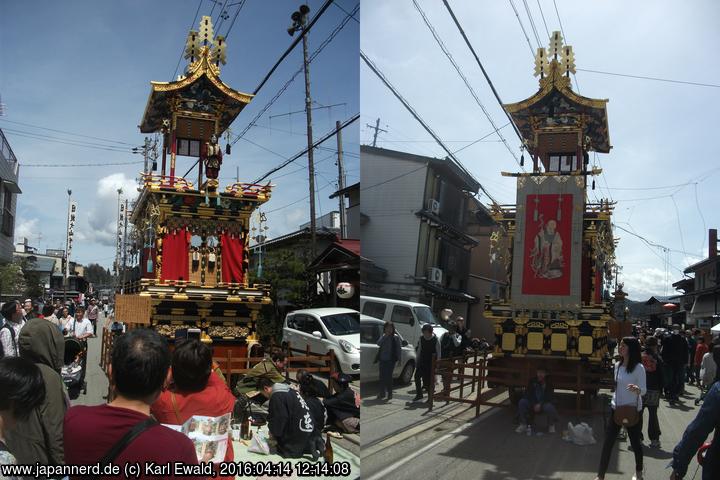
[557, 207, 562, 221]
[592, 179, 596, 190]
[152, 160, 158, 171]
[520, 153, 525, 167]
[147, 258, 154, 273]
[226, 143, 231, 155]
[533, 209, 538, 222]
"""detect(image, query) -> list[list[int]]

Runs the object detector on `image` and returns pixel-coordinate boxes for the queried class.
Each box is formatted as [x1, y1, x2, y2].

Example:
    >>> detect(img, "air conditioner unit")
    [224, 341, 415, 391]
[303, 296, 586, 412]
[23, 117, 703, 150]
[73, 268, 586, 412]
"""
[427, 267, 443, 284]
[427, 198, 440, 215]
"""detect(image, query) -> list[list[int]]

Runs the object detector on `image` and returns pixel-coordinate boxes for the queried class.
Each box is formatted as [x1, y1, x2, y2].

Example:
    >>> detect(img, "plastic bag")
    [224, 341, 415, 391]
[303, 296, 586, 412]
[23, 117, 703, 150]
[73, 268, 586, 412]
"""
[248, 431, 270, 455]
[562, 422, 596, 446]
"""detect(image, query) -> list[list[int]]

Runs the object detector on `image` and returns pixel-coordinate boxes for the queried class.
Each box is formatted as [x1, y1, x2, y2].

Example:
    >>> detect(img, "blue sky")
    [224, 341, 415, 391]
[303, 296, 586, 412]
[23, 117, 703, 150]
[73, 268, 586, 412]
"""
[0, 0, 359, 269]
[361, 0, 720, 300]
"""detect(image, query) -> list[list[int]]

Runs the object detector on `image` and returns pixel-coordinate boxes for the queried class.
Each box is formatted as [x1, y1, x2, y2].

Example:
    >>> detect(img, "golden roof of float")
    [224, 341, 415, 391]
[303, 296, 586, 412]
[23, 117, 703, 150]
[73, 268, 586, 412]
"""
[504, 31, 611, 153]
[139, 16, 253, 134]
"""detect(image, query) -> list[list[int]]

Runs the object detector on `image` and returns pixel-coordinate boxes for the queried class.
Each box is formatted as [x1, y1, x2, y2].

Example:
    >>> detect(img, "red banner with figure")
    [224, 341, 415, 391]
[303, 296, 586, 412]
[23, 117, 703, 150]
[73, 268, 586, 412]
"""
[161, 228, 190, 281]
[221, 233, 244, 283]
[521, 194, 573, 296]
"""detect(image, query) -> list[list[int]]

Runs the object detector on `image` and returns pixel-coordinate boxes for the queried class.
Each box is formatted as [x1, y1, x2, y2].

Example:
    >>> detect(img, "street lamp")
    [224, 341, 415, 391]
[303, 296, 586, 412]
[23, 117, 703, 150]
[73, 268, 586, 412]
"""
[287, 4, 317, 258]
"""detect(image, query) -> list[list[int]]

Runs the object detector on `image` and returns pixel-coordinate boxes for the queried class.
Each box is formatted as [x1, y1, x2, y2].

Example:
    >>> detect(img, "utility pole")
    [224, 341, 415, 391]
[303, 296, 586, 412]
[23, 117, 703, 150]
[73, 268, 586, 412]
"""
[366, 118, 387, 147]
[335, 120, 347, 239]
[64, 189, 72, 302]
[289, 5, 317, 257]
[115, 189, 123, 291]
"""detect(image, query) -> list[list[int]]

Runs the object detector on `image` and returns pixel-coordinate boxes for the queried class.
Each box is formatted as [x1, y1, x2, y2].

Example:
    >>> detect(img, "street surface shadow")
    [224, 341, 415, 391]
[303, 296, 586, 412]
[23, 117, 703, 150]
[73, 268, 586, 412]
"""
[436, 400, 622, 480]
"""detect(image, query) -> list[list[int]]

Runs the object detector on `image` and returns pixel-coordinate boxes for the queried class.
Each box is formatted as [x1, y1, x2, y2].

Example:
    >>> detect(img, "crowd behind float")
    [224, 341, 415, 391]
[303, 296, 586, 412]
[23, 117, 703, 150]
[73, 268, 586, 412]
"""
[0, 298, 360, 479]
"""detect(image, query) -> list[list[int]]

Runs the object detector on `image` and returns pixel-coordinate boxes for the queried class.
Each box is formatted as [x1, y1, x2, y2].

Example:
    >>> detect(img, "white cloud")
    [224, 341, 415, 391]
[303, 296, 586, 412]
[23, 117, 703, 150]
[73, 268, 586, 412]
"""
[85, 173, 139, 247]
[624, 268, 672, 301]
[15, 218, 39, 244]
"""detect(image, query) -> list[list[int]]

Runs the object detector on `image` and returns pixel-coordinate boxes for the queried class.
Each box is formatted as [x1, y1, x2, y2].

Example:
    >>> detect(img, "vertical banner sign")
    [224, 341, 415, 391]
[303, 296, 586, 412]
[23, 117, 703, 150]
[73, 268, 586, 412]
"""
[66, 202, 77, 278]
[511, 176, 584, 309]
[521, 194, 573, 295]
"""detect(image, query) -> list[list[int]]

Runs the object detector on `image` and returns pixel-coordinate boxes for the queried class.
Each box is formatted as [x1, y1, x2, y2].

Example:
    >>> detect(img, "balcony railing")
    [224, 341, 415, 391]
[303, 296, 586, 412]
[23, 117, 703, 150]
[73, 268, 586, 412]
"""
[0, 130, 19, 177]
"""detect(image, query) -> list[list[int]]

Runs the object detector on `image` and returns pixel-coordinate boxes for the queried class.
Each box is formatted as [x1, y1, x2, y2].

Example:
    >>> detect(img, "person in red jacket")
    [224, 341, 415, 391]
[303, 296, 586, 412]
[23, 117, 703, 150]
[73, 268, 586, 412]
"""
[151, 339, 236, 480]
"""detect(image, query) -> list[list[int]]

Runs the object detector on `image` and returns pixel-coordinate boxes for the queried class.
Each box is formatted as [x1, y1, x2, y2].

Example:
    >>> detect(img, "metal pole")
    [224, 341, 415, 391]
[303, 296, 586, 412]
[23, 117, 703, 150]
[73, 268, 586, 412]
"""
[372, 118, 380, 147]
[301, 19, 317, 258]
[64, 190, 71, 302]
[121, 199, 129, 293]
[143, 137, 150, 174]
[335, 120, 347, 239]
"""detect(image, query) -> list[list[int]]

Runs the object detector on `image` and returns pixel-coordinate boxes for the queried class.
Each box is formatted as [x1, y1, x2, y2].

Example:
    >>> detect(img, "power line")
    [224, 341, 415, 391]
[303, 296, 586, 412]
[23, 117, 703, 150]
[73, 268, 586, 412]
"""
[508, 0, 536, 57]
[360, 50, 498, 204]
[222, 0, 247, 38]
[0, 118, 135, 145]
[452, 123, 510, 154]
[213, 0, 231, 33]
[172, 0, 204, 81]
[670, 194, 688, 266]
[4, 130, 135, 153]
[576, 68, 720, 88]
[693, 183, 707, 253]
[440, 1, 527, 159]
[22, 160, 144, 168]
[360, 164, 427, 193]
[411, 0, 520, 166]
[333, 1, 359, 23]
[232, 3, 357, 143]
[253, 113, 359, 184]
[250, 0, 336, 96]
[521, 0, 542, 48]
[535, 0, 551, 38]
[1, 127, 133, 151]
[551, 0, 579, 91]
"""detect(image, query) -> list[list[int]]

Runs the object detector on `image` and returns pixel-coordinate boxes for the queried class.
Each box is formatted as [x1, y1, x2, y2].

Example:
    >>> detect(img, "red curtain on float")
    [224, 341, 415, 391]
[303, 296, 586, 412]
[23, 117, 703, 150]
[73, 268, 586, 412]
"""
[221, 233, 244, 283]
[161, 228, 190, 281]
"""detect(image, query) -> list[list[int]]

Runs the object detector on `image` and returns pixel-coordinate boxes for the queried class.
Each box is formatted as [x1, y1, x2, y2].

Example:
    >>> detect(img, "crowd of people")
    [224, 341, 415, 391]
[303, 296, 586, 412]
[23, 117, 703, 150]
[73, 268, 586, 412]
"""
[0, 300, 360, 479]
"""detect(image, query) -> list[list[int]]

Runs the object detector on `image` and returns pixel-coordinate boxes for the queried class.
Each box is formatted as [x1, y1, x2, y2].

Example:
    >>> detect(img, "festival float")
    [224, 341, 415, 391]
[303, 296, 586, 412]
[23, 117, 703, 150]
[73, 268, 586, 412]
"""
[483, 31, 616, 407]
[111, 16, 272, 360]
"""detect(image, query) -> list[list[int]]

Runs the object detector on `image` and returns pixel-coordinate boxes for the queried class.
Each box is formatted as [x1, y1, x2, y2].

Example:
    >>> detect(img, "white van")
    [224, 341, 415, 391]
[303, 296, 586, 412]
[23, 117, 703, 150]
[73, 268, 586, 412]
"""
[359, 296, 447, 350]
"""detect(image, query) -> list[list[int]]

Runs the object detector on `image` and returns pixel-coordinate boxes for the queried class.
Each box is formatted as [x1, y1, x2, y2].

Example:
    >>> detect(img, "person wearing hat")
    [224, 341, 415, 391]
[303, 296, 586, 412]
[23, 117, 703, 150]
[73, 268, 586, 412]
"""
[413, 323, 440, 402]
[323, 372, 359, 433]
[1, 301, 26, 358]
[641, 335, 664, 448]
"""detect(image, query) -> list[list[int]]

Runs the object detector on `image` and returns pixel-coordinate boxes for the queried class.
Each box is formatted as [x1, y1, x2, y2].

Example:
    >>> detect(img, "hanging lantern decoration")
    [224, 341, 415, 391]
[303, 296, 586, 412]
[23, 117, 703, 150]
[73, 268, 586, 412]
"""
[662, 303, 678, 312]
[336, 282, 354, 299]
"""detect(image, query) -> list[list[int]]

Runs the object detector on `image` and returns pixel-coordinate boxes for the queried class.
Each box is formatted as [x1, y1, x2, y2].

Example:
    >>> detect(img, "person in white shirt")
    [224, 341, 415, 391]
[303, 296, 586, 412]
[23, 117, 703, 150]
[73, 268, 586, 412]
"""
[67, 306, 93, 341]
[58, 307, 73, 336]
[0, 301, 26, 357]
[86, 299, 99, 337]
[595, 336, 647, 480]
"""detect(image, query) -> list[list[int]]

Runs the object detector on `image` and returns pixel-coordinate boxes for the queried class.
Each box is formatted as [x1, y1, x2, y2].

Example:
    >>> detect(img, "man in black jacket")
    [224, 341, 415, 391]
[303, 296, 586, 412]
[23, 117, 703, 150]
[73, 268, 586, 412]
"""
[324, 373, 359, 433]
[259, 378, 314, 458]
[664, 325, 689, 403]
[515, 367, 559, 434]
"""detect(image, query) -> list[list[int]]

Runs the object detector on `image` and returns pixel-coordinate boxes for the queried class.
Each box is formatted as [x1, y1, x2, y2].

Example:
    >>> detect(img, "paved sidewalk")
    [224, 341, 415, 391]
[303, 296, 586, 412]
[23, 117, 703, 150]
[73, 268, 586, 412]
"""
[71, 314, 109, 406]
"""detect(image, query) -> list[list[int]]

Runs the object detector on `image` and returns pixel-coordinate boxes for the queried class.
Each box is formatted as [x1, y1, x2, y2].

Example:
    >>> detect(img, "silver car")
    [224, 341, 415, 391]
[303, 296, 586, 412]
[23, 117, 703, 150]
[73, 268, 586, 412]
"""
[360, 315, 416, 384]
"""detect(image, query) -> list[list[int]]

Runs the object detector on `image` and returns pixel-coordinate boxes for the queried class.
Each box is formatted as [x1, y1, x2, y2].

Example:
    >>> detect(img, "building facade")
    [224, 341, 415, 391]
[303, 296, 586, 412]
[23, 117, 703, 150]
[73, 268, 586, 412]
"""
[0, 129, 21, 263]
[360, 145, 480, 318]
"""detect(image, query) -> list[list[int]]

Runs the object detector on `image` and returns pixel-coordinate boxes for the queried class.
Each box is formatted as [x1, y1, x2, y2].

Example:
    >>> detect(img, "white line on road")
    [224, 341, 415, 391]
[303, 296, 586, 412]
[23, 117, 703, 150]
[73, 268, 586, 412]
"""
[364, 409, 491, 480]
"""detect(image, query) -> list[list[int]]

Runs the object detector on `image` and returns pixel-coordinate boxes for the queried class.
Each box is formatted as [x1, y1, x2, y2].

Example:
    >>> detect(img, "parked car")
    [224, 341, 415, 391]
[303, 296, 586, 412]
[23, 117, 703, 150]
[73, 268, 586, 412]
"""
[360, 296, 447, 350]
[282, 307, 360, 375]
[360, 315, 416, 384]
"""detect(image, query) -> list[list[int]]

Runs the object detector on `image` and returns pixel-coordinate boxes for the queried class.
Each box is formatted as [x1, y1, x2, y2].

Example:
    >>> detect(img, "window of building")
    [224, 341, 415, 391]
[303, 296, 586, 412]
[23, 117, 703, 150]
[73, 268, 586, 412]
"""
[2, 186, 13, 237]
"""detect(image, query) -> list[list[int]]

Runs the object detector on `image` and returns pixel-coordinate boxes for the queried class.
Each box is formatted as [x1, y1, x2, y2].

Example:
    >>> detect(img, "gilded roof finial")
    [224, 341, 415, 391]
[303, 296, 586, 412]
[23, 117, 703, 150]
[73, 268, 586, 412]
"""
[535, 31, 576, 87]
[184, 16, 228, 74]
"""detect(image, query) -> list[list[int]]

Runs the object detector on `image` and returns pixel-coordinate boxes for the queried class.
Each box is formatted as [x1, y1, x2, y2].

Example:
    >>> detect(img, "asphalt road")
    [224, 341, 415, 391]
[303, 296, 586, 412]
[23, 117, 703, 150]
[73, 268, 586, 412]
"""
[361, 382, 709, 480]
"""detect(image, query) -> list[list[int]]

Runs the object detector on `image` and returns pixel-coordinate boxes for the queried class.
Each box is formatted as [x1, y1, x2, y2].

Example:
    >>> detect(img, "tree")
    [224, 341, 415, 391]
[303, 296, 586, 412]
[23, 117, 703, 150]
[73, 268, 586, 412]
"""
[249, 241, 314, 343]
[0, 262, 27, 301]
[84, 263, 115, 286]
[16, 258, 43, 300]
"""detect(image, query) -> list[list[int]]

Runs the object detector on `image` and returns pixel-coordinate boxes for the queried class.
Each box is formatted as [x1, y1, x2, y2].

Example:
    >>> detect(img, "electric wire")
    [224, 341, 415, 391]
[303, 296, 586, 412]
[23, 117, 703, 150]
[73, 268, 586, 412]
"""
[508, 0, 537, 57]
[360, 50, 498, 204]
[670, 194, 688, 266]
[521, 0, 542, 47]
[232, 3, 357, 143]
[551, 0, 579, 91]
[576, 68, 720, 89]
[535, 0, 551, 38]
[333, 1, 359, 23]
[22, 161, 144, 168]
[0, 118, 135, 146]
[411, 0, 520, 166]
[172, 0, 204, 81]
[441, 1, 527, 163]
[693, 183, 707, 253]
[221, 0, 247, 38]
[5, 130, 135, 153]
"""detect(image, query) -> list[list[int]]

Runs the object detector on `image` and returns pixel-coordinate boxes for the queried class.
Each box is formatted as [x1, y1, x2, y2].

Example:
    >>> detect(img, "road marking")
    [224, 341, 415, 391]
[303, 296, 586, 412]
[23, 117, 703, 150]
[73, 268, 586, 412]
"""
[364, 411, 490, 480]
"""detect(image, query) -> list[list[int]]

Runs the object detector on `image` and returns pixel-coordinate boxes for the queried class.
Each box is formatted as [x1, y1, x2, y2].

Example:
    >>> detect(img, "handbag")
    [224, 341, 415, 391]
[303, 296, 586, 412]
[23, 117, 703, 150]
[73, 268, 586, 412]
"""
[613, 366, 640, 427]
